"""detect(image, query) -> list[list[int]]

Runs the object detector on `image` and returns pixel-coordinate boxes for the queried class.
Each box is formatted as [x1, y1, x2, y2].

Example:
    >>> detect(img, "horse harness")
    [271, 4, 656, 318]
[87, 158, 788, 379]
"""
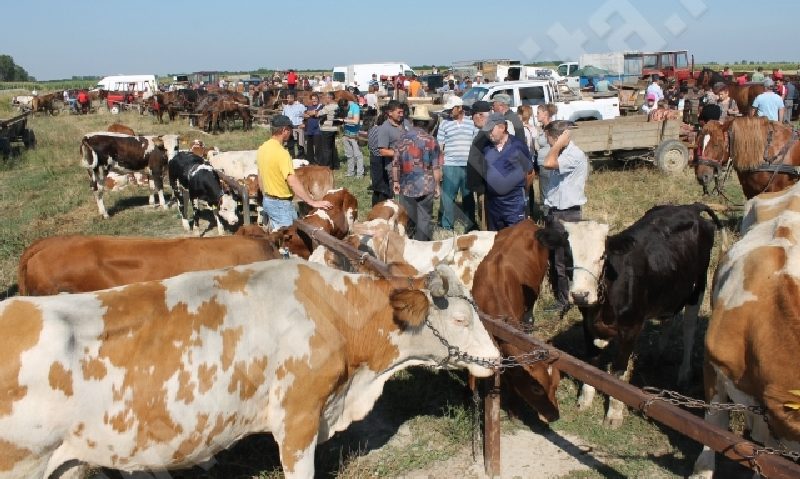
[747, 124, 800, 178]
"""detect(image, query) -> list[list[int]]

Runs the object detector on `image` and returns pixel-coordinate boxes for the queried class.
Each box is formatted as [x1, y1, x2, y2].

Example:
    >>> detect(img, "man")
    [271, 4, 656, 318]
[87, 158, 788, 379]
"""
[642, 93, 658, 115]
[303, 94, 323, 165]
[317, 92, 340, 168]
[368, 73, 380, 91]
[465, 100, 494, 229]
[286, 69, 298, 93]
[785, 80, 796, 123]
[751, 66, 765, 83]
[437, 95, 477, 231]
[256, 115, 332, 229]
[594, 75, 611, 93]
[541, 120, 588, 314]
[491, 94, 526, 143]
[408, 75, 422, 97]
[392, 107, 441, 241]
[535, 103, 557, 216]
[281, 93, 306, 159]
[646, 75, 664, 102]
[751, 85, 785, 122]
[481, 113, 534, 231]
[340, 98, 364, 177]
[372, 100, 406, 205]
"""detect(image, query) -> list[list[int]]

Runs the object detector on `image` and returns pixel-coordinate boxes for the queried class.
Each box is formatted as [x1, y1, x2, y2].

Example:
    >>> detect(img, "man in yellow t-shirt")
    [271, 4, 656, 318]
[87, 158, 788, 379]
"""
[256, 115, 331, 229]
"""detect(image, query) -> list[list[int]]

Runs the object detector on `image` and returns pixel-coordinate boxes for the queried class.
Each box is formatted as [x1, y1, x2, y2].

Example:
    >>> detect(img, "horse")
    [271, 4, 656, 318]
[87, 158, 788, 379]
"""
[694, 67, 765, 116]
[695, 117, 800, 199]
[195, 91, 252, 133]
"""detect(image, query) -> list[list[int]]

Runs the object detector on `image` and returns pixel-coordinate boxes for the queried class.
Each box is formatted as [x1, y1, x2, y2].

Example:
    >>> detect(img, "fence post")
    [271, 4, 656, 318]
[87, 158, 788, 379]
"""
[484, 372, 501, 477]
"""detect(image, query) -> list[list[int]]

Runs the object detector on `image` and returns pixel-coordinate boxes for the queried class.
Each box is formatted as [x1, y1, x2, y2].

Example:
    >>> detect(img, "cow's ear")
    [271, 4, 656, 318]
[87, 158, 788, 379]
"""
[390, 289, 429, 329]
[535, 228, 568, 249]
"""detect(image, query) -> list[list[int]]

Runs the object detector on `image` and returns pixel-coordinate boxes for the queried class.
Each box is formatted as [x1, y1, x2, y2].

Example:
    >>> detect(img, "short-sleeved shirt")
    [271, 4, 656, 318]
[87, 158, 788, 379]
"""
[282, 102, 306, 127]
[344, 102, 361, 137]
[408, 80, 422, 97]
[751, 72, 765, 82]
[646, 83, 664, 101]
[544, 142, 588, 210]
[392, 128, 441, 197]
[375, 120, 406, 151]
[753, 92, 785, 121]
[256, 138, 294, 198]
[436, 118, 476, 167]
[595, 80, 610, 92]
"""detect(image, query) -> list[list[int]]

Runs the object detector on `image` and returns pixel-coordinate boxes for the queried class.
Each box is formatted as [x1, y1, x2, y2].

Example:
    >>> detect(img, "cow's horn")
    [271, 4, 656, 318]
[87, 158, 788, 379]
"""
[426, 270, 447, 298]
[435, 264, 463, 297]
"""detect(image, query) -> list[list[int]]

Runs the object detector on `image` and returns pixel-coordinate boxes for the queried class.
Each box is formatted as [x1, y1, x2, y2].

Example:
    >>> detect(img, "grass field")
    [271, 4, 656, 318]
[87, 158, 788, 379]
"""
[0, 99, 755, 478]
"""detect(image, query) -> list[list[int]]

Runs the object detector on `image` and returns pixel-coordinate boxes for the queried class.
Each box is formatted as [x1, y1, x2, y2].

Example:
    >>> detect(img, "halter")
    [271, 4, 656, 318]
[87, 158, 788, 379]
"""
[566, 254, 608, 305]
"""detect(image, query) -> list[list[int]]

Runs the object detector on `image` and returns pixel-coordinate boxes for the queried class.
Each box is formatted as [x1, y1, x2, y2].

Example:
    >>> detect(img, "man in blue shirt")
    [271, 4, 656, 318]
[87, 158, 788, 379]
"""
[340, 98, 364, 177]
[303, 93, 323, 164]
[752, 85, 786, 122]
[437, 95, 477, 231]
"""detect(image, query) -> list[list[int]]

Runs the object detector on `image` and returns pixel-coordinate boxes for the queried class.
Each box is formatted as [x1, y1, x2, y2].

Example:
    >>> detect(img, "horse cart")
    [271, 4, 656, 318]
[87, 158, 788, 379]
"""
[0, 111, 36, 159]
[569, 115, 691, 174]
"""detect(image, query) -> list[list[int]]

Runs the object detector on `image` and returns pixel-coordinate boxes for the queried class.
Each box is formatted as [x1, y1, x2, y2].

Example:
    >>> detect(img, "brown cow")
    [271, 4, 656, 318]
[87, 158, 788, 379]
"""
[107, 123, 135, 135]
[17, 234, 279, 295]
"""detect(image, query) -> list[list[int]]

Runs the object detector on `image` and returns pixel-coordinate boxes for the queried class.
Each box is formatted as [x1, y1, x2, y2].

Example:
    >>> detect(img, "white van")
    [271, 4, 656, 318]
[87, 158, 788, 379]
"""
[332, 63, 415, 91]
[96, 75, 158, 95]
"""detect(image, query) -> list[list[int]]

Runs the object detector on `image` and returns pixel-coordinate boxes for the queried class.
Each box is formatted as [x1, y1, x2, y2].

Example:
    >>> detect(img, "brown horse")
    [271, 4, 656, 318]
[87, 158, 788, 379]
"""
[195, 91, 252, 133]
[694, 67, 765, 116]
[695, 117, 800, 199]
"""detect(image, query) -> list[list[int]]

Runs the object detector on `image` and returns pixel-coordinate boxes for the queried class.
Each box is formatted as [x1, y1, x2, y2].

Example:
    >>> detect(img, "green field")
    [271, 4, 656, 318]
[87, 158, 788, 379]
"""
[0, 99, 756, 478]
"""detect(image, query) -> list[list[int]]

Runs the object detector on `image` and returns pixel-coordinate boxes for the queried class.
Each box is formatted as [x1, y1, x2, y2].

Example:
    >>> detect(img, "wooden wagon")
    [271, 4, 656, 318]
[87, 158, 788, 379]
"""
[569, 115, 691, 174]
[0, 111, 36, 159]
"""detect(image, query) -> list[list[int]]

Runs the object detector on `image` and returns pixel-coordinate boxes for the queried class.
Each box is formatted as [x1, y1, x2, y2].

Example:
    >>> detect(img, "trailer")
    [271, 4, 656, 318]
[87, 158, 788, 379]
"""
[0, 111, 35, 159]
[569, 115, 690, 174]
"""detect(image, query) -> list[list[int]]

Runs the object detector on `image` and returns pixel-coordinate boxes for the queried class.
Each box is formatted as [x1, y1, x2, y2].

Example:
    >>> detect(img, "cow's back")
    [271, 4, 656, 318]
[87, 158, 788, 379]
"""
[18, 235, 279, 295]
[294, 166, 334, 201]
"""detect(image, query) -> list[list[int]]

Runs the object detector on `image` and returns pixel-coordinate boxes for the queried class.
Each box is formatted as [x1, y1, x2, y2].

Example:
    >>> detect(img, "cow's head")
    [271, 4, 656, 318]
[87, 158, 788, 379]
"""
[397, 264, 500, 378]
[217, 194, 239, 225]
[538, 220, 610, 306]
[694, 120, 730, 195]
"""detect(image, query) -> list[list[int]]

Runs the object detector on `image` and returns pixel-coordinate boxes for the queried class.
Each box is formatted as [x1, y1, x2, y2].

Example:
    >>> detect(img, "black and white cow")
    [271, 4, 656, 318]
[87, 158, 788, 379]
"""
[80, 132, 180, 218]
[168, 151, 238, 234]
[537, 203, 722, 427]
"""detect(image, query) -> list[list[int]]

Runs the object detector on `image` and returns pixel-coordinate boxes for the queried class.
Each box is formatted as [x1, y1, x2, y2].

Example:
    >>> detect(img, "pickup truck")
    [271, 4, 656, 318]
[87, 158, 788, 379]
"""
[460, 79, 620, 122]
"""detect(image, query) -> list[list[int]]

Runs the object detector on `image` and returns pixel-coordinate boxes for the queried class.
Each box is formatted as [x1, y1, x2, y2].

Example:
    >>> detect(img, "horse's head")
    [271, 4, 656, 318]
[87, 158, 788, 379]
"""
[694, 120, 730, 194]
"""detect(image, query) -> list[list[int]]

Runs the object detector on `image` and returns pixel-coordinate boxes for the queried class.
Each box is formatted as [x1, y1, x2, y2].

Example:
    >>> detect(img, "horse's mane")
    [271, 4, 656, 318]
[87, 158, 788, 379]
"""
[730, 117, 770, 170]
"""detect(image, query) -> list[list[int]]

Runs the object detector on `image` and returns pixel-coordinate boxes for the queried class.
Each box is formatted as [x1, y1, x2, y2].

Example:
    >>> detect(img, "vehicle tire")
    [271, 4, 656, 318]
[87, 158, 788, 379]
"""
[23, 129, 36, 149]
[654, 139, 689, 174]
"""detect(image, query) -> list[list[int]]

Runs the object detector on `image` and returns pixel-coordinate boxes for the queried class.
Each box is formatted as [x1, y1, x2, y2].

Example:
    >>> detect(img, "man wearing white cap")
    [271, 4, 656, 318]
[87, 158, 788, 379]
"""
[437, 95, 477, 231]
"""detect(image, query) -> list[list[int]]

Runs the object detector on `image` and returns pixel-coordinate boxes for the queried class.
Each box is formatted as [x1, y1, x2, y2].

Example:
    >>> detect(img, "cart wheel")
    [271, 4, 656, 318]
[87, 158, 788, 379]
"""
[23, 129, 36, 149]
[654, 139, 689, 175]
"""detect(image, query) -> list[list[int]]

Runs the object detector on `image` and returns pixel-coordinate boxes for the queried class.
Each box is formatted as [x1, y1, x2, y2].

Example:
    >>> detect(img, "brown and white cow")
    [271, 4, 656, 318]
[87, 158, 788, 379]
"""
[693, 185, 800, 478]
[359, 199, 409, 236]
[17, 234, 280, 295]
[80, 132, 180, 218]
[0, 260, 499, 478]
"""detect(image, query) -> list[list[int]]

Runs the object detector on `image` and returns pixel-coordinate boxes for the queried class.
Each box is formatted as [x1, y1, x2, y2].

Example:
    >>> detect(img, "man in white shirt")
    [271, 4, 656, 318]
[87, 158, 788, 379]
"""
[646, 75, 664, 102]
[281, 93, 307, 158]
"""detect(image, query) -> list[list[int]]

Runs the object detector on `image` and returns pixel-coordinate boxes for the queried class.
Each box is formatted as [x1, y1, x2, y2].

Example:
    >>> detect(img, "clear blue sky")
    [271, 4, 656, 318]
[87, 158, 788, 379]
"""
[2, 0, 796, 80]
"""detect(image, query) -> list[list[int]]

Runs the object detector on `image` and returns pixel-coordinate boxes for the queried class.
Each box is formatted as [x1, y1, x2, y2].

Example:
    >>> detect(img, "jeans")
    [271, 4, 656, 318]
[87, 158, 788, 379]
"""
[262, 197, 297, 230]
[305, 134, 322, 165]
[370, 154, 393, 206]
[399, 193, 435, 241]
[343, 136, 364, 176]
[440, 165, 475, 230]
[546, 208, 582, 305]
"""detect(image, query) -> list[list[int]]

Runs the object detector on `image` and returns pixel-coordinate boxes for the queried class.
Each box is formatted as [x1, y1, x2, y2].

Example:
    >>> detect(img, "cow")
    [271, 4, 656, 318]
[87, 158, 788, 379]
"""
[360, 199, 409, 236]
[692, 185, 800, 478]
[167, 151, 239, 234]
[80, 132, 180, 218]
[103, 171, 150, 191]
[0, 260, 499, 479]
[537, 203, 722, 427]
[17, 234, 280, 295]
[107, 123, 135, 136]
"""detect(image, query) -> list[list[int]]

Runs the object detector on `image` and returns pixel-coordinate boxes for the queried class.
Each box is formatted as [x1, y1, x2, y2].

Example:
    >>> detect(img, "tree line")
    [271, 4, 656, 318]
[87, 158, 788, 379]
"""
[0, 54, 34, 82]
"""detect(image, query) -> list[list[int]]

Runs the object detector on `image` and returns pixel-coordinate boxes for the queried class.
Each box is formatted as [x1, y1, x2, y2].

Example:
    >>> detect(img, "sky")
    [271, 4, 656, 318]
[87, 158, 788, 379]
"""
[2, 0, 797, 81]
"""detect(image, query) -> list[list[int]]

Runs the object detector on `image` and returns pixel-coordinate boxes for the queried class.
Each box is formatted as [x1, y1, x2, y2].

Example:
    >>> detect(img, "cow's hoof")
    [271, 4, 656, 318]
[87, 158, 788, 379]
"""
[603, 415, 624, 429]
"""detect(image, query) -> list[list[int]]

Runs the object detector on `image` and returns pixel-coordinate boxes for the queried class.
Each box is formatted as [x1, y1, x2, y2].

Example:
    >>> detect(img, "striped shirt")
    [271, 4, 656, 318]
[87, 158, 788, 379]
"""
[437, 118, 476, 167]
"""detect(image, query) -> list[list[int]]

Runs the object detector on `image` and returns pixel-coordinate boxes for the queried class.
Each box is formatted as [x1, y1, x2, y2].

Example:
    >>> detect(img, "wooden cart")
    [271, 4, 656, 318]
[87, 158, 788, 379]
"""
[0, 111, 36, 159]
[569, 115, 690, 174]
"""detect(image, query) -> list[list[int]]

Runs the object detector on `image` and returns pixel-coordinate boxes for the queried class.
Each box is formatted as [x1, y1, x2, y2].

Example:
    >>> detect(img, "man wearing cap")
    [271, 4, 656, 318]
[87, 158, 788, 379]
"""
[491, 94, 526, 143]
[466, 100, 494, 229]
[371, 100, 406, 205]
[541, 120, 588, 314]
[751, 85, 785, 122]
[392, 108, 441, 241]
[437, 95, 477, 231]
[481, 112, 534, 231]
[642, 93, 658, 115]
[256, 115, 332, 230]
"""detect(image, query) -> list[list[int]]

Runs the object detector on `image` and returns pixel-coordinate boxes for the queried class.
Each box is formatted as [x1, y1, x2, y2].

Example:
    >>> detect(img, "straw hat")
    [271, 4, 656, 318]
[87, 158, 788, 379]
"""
[410, 105, 433, 121]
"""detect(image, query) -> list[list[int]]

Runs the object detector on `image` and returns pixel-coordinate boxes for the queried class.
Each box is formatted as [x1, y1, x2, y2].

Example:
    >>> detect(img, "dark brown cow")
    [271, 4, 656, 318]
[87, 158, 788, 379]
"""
[17, 234, 280, 295]
[80, 132, 180, 217]
[31, 92, 59, 115]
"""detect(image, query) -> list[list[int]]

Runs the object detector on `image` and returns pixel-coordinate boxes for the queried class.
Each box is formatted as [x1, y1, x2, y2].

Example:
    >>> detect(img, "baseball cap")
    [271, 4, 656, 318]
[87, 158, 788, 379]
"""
[271, 114, 293, 128]
[471, 100, 492, 113]
[492, 94, 511, 105]
[443, 95, 464, 110]
[482, 112, 507, 132]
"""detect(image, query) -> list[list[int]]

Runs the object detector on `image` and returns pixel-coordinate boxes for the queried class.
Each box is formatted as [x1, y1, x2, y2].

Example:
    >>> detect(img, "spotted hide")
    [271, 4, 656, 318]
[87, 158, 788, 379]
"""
[0, 260, 499, 479]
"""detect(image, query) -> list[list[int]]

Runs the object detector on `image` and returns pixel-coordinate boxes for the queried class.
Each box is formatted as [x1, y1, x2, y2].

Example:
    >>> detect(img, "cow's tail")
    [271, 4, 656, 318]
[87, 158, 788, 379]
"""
[17, 238, 49, 296]
[695, 202, 730, 258]
[80, 137, 97, 169]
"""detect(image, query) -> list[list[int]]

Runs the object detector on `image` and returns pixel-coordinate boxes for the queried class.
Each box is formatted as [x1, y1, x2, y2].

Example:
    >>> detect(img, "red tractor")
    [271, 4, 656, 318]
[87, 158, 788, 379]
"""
[641, 50, 693, 82]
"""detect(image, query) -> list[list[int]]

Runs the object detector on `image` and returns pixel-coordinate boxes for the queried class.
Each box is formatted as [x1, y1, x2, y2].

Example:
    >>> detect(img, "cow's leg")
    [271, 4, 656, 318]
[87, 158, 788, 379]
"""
[604, 325, 641, 428]
[691, 363, 729, 479]
[178, 189, 191, 232]
[214, 209, 225, 235]
[678, 302, 701, 387]
[577, 306, 601, 411]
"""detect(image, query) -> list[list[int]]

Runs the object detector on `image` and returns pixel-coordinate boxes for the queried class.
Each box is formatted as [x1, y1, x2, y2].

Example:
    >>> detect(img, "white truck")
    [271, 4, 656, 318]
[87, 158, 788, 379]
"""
[460, 79, 620, 122]
[332, 63, 415, 91]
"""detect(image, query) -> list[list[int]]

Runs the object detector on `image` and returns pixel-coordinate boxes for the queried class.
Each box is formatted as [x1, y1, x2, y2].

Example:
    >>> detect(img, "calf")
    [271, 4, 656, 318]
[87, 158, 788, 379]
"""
[81, 132, 180, 218]
[17, 234, 280, 295]
[0, 260, 498, 479]
[168, 151, 238, 234]
[361, 199, 409, 236]
[106, 123, 135, 135]
[538, 203, 721, 427]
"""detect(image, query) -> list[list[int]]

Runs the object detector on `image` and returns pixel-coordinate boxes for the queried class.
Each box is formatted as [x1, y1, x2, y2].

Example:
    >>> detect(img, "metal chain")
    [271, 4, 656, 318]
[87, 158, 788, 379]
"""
[642, 387, 800, 463]
[472, 386, 481, 461]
